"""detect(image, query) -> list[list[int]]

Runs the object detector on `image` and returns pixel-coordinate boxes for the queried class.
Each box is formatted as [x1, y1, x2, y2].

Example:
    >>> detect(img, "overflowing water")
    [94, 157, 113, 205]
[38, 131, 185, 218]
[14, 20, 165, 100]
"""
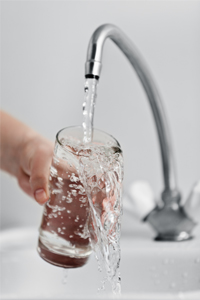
[78, 143, 123, 294]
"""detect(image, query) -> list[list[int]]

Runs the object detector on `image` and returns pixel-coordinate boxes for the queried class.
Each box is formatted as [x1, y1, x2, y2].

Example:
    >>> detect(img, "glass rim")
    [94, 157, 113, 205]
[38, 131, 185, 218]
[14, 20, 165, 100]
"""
[56, 125, 121, 154]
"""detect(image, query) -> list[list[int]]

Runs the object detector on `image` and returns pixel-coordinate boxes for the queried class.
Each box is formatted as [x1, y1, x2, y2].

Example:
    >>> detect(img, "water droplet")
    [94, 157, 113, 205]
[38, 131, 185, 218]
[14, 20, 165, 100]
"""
[98, 265, 102, 272]
[83, 102, 86, 110]
[67, 210, 71, 214]
[69, 235, 73, 238]
[84, 87, 89, 93]
[82, 122, 86, 130]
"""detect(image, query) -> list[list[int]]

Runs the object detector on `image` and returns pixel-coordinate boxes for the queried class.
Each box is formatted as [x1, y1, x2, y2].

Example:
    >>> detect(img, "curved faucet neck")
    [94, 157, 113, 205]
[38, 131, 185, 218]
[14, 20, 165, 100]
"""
[85, 24, 180, 203]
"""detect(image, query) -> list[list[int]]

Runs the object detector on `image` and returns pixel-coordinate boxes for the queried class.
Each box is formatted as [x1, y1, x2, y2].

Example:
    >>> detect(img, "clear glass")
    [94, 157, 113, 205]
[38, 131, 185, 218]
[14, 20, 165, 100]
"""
[37, 126, 121, 268]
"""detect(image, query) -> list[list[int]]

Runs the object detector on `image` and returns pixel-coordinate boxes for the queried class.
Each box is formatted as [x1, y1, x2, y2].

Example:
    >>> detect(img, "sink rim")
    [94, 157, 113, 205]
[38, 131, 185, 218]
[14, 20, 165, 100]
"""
[1, 226, 200, 300]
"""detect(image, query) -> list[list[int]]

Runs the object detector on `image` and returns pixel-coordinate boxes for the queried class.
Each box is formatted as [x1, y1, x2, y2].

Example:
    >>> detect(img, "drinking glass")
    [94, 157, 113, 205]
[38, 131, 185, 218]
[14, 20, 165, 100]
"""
[37, 126, 123, 268]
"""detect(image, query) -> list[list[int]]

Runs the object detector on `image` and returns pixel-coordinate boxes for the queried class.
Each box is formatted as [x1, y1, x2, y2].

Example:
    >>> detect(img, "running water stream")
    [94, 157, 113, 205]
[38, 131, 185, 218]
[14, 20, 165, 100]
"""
[82, 78, 98, 143]
[81, 78, 123, 294]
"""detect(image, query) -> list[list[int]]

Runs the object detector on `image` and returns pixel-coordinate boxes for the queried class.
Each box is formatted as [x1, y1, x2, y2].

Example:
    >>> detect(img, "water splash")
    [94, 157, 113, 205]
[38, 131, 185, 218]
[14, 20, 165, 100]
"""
[79, 144, 123, 295]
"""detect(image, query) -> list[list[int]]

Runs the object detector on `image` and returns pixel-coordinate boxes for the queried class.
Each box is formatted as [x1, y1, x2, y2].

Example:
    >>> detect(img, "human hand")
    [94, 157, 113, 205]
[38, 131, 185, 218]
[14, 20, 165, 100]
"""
[0, 111, 54, 205]
[18, 134, 54, 205]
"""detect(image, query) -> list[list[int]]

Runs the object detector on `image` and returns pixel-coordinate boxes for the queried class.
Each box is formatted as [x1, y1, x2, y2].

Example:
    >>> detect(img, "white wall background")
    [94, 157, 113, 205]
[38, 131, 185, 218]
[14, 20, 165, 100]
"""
[1, 0, 200, 230]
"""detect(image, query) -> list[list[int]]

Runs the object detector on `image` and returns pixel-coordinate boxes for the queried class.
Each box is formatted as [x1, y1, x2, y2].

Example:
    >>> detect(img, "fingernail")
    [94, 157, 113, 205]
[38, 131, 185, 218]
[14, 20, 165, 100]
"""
[35, 189, 47, 204]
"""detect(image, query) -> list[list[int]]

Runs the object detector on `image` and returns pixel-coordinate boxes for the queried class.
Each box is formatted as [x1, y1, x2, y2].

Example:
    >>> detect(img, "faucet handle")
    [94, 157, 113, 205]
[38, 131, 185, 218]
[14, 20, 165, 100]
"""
[123, 180, 197, 241]
[124, 181, 156, 221]
[183, 180, 200, 223]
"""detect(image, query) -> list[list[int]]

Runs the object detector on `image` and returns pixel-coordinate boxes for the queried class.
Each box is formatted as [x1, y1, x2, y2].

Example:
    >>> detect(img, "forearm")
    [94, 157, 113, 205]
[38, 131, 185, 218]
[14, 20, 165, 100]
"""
[0, 110, 36, 176]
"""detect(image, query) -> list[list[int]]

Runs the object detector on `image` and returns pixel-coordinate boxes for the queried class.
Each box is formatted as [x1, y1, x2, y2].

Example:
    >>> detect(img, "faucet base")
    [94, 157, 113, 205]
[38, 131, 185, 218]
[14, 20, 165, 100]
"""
[147, 204, 196, 242]
[155, 231, 193, 242]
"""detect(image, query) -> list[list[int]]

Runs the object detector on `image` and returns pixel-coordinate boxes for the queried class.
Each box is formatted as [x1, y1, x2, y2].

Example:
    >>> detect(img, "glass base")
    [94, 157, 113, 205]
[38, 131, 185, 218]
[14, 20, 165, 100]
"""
[37, 238, 91, 268]
[37, 230, 92, 268]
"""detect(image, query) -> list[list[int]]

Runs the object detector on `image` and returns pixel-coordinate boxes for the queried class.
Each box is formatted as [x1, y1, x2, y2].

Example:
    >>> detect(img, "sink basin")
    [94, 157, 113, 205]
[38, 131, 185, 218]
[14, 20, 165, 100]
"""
[1, 221, 200, 299]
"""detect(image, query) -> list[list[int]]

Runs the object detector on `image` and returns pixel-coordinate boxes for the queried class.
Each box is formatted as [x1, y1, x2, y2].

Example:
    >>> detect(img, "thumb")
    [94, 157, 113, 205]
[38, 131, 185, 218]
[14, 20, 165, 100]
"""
[29, 145, 53, 205]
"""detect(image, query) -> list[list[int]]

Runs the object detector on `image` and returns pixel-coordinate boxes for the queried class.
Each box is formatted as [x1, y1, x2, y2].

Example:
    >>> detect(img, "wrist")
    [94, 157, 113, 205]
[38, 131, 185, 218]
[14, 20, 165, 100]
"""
[17, 129, 39, 175]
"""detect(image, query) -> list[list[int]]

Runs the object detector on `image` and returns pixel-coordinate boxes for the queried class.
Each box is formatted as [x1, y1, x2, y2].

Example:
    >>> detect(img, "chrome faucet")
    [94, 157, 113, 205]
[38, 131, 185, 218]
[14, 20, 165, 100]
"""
[85, 24, 196, 241]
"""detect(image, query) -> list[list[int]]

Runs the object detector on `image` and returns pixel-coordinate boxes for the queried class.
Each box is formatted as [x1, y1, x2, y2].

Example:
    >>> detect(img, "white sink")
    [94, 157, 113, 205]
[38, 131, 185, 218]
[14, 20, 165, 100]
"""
[1, 221, 200, 299]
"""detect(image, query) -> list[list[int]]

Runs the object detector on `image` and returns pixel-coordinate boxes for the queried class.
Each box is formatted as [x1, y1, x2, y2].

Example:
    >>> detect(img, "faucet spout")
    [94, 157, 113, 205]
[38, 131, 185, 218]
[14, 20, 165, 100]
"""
[85, 24, 179, 203]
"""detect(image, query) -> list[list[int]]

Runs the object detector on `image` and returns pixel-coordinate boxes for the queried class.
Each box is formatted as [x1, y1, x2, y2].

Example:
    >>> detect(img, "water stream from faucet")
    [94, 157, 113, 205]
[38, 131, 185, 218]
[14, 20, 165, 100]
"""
[81, 78, 123, 294]
[82, 78, 98, 144]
